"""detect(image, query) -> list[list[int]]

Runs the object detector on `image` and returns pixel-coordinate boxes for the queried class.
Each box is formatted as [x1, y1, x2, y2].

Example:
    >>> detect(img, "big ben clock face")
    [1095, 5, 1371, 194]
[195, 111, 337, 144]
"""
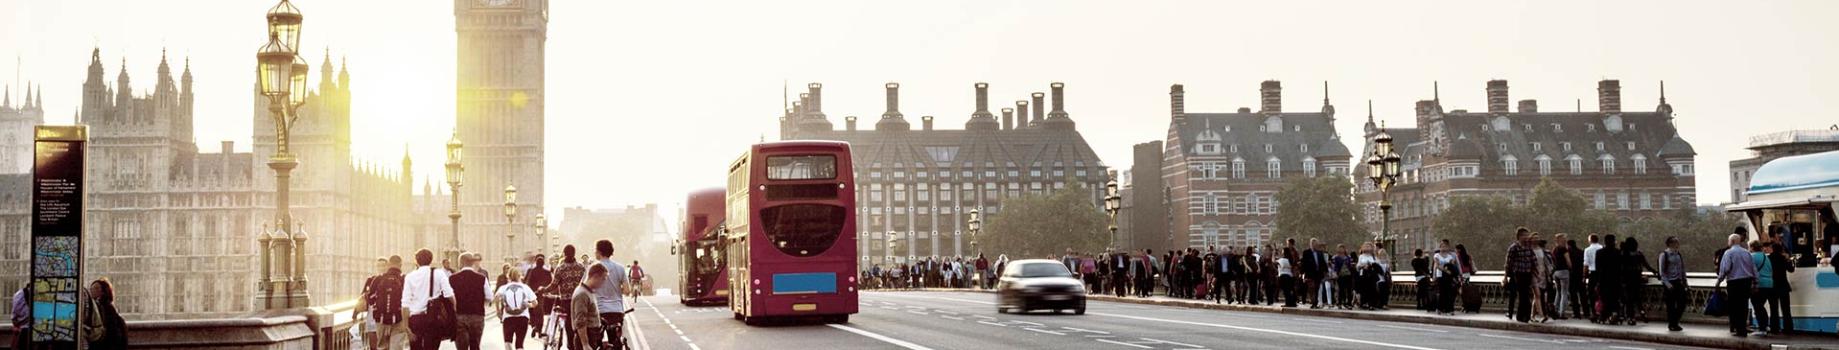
[478, 0, 515, 7]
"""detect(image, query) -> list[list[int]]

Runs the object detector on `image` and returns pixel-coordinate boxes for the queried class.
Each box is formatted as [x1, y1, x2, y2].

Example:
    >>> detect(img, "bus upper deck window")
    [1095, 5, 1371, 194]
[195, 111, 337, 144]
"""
[767, 155, 837, 180]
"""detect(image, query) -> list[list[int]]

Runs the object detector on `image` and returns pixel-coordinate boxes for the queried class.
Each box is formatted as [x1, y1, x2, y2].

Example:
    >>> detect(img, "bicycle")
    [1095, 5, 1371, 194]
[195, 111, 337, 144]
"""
[540, 296, 568, 350]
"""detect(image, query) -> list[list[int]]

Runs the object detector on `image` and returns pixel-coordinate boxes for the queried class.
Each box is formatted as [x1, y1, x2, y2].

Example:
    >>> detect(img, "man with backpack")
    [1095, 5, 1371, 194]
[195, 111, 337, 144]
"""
[358, 256, 406, 349]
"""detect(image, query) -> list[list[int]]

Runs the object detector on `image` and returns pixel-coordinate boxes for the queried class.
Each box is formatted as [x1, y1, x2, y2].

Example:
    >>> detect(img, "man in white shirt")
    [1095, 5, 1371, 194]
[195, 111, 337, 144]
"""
[401, 249, 454, 350]
[1581, 234, 1603, 320]
[592, 240, 630, 349]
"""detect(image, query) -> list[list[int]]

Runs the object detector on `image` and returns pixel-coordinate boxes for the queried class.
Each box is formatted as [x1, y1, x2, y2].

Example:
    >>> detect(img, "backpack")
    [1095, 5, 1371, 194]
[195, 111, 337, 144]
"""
[368, 273, 405, 325]
[502, 284, 531, 315]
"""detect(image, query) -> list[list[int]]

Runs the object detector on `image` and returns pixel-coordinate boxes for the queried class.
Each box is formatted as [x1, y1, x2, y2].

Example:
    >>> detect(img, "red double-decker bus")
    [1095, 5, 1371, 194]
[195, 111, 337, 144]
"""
[723, 141, 859, 324]
[674, 187, 729, 306]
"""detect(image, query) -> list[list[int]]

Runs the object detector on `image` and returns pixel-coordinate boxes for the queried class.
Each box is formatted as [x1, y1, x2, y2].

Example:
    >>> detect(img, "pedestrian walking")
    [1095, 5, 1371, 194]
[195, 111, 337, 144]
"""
[524, 254, 552, 339]
[402, 249, 455, 350]
[11, 283, 30, 350]
[451, 253, 493, 350]
[593, 240, 632, 349]
[497, 267, 539, 350]
[1304, 240, 1331, 309]
[1623, 237, 1659, 325]
[1594, 235, 1626, 324]
[1333, 245, 1355, 309]
[1505, 227, 1536, 323]
[1749, 241, 1775, 334]
[1411, 249, 1431, 312]
[1767, 241, 1795, 333]
[1277, 247, 1297, 307]
[1718, 232, 1757, 337]
[573, 264, 607, 350]
[82, 278, 128, 349]
[361, 256, 406, 350]
[1433, 240, 1458, 315]
[1583, 234, 1603, 321]
[1531, 233, 1552, 323]
[1550, 234, 1574, 320]
[1659, 236, 1688, 332]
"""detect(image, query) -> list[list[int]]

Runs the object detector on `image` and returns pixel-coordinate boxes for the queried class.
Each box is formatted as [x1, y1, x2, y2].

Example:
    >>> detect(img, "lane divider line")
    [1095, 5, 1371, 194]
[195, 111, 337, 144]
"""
[827, 324, 936, 350]
[1095, 339, 1154, 349]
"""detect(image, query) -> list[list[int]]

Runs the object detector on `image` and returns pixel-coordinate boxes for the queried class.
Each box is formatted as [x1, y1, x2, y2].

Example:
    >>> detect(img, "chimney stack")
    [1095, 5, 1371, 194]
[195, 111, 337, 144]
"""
[795, 93, 808, 115]
[1002, 108, 1015, 130]
[1016, 100, 1030, 127]
[1170, 84, 1186, 122]
[1597, 79, 1621, 113]
[1486, 79, 1510, 113]
[975, 82, 990, 114]
[883, 82, 902, 119]
[1030, 92, 1046, 126]
[1049, 82, 1066, 115]
[1259, 80, 1283, 113]
[807, 83, 824, 116]
[221, 140, 234, 154]
[846, 116, 858, 131]
[1518, 100, 1538, 113]
[922, 116, 934, 130]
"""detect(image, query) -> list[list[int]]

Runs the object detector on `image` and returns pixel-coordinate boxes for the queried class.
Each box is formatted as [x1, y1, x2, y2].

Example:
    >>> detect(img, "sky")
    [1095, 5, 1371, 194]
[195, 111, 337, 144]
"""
[2, 0, 1837, 222]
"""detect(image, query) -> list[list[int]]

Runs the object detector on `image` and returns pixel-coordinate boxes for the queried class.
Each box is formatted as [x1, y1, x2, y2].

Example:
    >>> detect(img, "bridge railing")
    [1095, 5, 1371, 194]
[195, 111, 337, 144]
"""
[1385, 271, 1726, 323]
[0, 298, 378, 350]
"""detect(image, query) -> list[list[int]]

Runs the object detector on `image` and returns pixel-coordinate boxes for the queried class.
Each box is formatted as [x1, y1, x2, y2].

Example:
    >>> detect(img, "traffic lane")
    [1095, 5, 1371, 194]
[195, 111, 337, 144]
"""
[866, 291, 1709, 350]
[634, 295, 907, 350]
[862, 291, 1410, 350]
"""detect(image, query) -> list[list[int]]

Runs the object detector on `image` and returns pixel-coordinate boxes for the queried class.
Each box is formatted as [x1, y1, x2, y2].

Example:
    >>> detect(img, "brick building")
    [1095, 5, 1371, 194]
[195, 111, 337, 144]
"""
[1353, 80, 1698, 252]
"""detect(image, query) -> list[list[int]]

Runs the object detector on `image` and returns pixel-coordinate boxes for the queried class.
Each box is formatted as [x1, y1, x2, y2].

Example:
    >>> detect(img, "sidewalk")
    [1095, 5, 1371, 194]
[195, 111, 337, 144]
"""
[890, 288, 1839, 350]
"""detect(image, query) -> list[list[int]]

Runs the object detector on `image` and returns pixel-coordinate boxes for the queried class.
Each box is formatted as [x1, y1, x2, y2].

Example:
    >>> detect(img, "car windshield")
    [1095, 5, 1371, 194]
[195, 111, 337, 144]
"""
[1017, 263, 1073, 278]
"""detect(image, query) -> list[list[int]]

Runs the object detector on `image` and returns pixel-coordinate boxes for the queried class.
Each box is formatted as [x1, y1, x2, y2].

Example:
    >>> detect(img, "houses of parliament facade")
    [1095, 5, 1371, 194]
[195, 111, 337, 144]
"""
[0, 49, 440, 320]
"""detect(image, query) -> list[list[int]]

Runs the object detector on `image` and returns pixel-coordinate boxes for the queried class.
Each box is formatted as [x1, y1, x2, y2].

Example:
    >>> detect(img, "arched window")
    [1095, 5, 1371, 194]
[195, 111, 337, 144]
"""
[1536, 155, 1552, 176]
[1231, 158, 1246, 179]
[1566, 155, 1583, 175]
[1600, 154, 1616, 175]
[1502, 154, 1519, 176]
[1267, 157, 1282, 178]
[1631, 154, 1648, 175]
[1302, 157, 1318, 177]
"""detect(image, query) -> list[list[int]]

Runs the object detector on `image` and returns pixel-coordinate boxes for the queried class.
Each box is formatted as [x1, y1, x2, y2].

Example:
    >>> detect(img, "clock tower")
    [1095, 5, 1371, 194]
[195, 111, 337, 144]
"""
[455, 0, 546, 263]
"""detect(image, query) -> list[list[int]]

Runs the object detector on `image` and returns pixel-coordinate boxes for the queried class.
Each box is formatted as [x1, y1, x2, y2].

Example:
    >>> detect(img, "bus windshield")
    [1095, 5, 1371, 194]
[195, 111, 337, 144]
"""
[767, 155, 837, 180]
[759, 204, 846, 257]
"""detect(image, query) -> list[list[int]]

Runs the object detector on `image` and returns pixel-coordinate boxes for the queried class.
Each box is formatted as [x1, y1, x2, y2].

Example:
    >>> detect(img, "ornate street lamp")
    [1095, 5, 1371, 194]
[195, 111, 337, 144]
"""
[256, 0, 311, 310]
[445, 130, 465, 266]
[885, 234, 896, 264]
[534, 212, 547, 258]
[1104, 177, 1123, 249]
[1366, 126, 1402, 271]
[504, 185, 518, 264]
[966, 209, 982, 257]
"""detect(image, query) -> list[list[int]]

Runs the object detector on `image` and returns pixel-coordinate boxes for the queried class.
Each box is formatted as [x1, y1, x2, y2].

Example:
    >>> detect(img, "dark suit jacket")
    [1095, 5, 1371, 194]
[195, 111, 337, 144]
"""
[1301, 249, 1325, 279]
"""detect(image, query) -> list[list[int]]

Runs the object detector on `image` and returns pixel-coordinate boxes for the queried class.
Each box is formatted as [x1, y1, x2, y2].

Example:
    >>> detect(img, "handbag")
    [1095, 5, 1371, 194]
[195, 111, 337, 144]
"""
[1703, 290, 1727, 317]
[415, 268, 458, 340]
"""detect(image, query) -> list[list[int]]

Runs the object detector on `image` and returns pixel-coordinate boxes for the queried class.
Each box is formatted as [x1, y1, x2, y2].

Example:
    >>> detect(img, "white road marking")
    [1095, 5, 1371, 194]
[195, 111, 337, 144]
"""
[1376, 324, 1447, 333]
[1009, 320, 1044, 327]
[1096, 338, 1155, 349]
[1291, 318, 1344, 324]
[941, 315, 965, 320]
[875, 293, 1439, 350]
[1022, 327, 1067, 335]
[977, 320, 1008, 327]
[1060, 327, 1110, 334]
[906, 310, 930, 315]
[828, 324, 937, 350]
[639, 298, 685, 350]
[679, 335, 692, 342]
[1475, 333, 1564, 344]
[1607, 347, 1652, 350]
[1139, 338, 1203, 348]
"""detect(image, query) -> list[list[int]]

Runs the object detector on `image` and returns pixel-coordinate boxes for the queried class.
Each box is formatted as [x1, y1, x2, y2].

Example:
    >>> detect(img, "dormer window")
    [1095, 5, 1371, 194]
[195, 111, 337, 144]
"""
[1523, 124, 1533, 132]
[1594, 142, 1605, 152]
[1625, 141, 1636, 151]
[1197, 143, 1221, 155]
[1231, 159, 1246, 179]
[1530, 142, 1542, 152]
[1552, 124, 1563, 133]
[1293, 125, 1302, 132]
[1264, 144, 1273, 153]
[1300, 144, 1309, 153]
[1586, 124, 1596, 132]
[1230, 144, 1239, 153]
[1561, 142, 1572, 152]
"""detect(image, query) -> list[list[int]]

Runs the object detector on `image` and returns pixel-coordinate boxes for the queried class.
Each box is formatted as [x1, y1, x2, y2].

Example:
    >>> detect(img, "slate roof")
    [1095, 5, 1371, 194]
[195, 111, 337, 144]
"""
[1173, 112, 1351, 172]
[1419, 109, 1689, 169]
[792, 127, 1107, 180]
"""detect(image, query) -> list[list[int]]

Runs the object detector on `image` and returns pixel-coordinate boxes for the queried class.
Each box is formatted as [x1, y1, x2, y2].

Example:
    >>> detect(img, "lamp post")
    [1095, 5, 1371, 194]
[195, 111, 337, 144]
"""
[445, 131, 465, 267]
[534, 212, 547, 259]
[967, 209, 983, 256]
[1104, 177, 1122, 250]
[504, 185, 518, 264]
[1365, 126, 1402, 271]
[255, 0, 310, 310]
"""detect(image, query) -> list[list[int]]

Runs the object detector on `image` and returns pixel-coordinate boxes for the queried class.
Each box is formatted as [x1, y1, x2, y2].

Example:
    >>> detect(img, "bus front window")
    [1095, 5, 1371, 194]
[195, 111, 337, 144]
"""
[760, 204, 846, 257]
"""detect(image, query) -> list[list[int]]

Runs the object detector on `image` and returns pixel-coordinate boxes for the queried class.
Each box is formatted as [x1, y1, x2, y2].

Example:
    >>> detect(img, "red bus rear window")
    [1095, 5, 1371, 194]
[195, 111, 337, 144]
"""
[759, 204, 846, 257]
[767, 155, 837, 180]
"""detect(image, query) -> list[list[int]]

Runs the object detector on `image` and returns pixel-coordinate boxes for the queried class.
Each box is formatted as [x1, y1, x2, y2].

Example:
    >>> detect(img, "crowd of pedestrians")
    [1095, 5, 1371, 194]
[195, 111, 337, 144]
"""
[862, 254, 1001, 290]
[348, 239, 636, 350]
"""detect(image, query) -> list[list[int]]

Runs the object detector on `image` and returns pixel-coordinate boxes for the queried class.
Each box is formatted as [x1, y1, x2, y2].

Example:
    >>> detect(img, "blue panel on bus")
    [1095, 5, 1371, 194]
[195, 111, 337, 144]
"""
[772, 273, 837, 294]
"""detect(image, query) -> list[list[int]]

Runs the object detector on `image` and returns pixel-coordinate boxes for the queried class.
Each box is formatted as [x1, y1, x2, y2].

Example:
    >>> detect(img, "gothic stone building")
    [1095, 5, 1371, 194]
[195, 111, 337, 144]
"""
[452, 0, 549, 264]
[0, 49, 423, 320]
[779, 82, 1109, 263]
[1353, 80, 1698, 253]
[0, 84, 46, 173]
[1149, 81, 1353, 251]
[1729, 127, 1839, 203]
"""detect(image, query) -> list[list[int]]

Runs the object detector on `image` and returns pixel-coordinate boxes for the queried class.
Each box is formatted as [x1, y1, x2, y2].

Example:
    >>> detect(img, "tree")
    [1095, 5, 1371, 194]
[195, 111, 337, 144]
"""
[1432, 196, 1524, 269]
[1273, 175, 1369, 247]
[1623, 207, 1742, 272]
[981, 186, 1110, 258]
[1525, 177, 1617, 237]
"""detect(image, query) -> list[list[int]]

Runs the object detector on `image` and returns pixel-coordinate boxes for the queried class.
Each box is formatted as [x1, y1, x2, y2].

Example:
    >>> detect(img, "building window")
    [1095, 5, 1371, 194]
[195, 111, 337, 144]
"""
[1530, 142, 1542, 152]
[1537, 155, 1551, 175]
[1601, 156, 1616, 175]
[1568, 156, 1583, 175]
[1625, 141, 1636, 151]
[1232, 159, 1246, 179]
[1302, 158, 1317, 177]
[1561, 142, 1572, 152]
[1594, 142, 1605, 152]
[1266, 158, 1281, 178]
[1632, 155, 1647, 174]
[1594, 192, 1606, 210]
[1504, 158, 1519, 176]
[1552, 123, 1563, 133]
[1264, 144, 1273, 153]
[1300, 144, 1309, 153]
